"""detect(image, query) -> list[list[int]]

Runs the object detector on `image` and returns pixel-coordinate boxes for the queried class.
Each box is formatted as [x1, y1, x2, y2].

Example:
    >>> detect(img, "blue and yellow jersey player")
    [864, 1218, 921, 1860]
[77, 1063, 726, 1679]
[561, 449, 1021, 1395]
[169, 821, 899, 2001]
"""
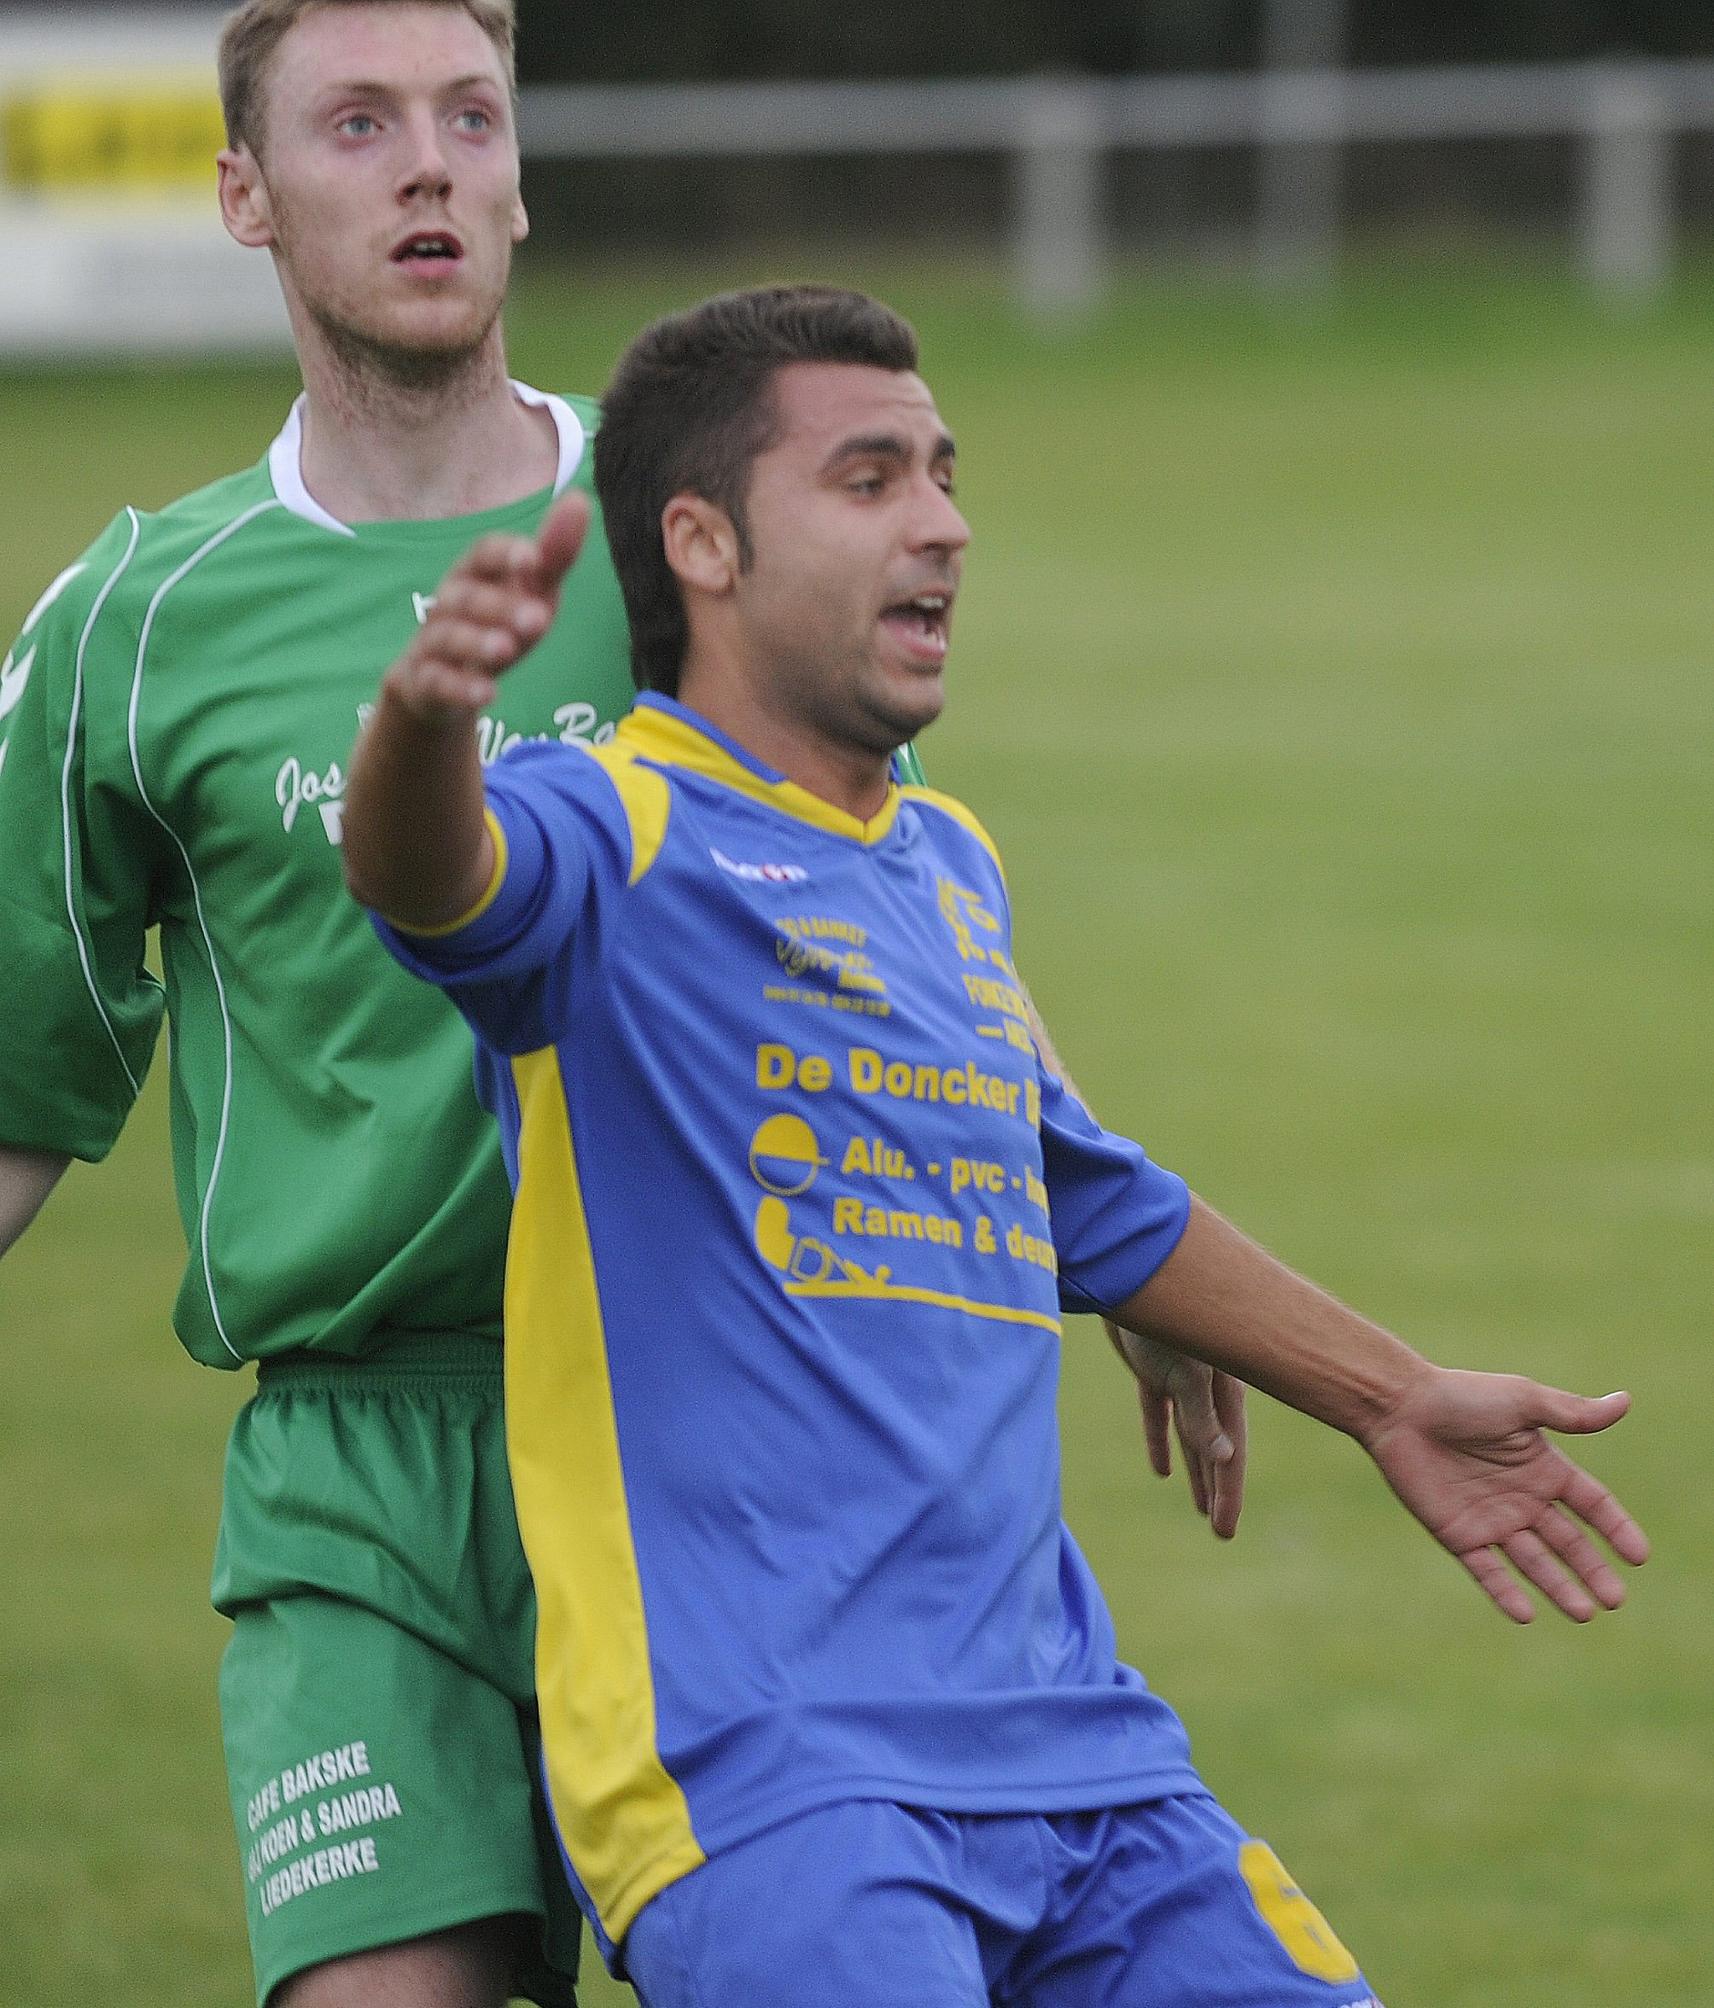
[344, 286, 1649, 2008]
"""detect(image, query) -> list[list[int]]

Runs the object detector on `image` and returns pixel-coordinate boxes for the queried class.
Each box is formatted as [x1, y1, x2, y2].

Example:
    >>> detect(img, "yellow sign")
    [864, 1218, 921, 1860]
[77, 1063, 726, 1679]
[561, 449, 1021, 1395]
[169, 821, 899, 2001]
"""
[2, 83, 226, 196]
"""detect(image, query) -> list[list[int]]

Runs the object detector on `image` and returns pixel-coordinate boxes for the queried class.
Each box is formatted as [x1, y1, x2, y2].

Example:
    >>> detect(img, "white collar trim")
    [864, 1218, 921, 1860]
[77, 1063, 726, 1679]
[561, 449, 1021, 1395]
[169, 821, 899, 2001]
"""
[266, 381, 587, 536]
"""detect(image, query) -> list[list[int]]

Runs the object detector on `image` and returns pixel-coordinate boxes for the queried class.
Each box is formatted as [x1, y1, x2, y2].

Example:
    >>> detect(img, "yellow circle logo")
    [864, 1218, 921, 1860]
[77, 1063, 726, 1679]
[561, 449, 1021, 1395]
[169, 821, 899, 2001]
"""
[748, 1114, 823, 1196]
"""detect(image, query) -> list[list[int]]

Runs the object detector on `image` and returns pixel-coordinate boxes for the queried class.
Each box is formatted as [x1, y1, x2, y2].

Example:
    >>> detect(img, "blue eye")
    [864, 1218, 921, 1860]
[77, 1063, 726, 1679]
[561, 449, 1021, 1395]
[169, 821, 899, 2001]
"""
[337, 113, 378, 139]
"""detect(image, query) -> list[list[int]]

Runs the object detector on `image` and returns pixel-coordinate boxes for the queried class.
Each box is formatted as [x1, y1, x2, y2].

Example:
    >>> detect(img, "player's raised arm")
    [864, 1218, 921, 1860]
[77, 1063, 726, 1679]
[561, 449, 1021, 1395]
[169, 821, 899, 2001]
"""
[1108, 1195, 1649, 1623]
[343, 492, 590, 930]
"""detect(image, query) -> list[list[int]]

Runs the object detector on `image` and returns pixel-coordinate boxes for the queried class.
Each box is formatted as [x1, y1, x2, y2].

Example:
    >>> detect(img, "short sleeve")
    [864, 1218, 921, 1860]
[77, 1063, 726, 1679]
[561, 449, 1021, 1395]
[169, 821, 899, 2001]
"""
[0, 520, 166, 1161]
[370, 740, 646, 1055]
[1037, 1063, 1191, 1316]
[905, 787, 1187, 1313]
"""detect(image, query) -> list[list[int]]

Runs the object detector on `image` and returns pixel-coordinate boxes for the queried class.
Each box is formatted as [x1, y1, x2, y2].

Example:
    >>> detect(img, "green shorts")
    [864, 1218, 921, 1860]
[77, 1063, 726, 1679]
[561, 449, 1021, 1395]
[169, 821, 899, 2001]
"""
[211, 1333, 582, 2007]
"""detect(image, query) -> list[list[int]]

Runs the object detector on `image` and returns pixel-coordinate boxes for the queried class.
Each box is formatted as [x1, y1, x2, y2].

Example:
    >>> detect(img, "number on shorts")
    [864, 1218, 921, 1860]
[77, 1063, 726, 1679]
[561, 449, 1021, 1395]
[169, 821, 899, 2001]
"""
[1239, 1840, 1361, 1984]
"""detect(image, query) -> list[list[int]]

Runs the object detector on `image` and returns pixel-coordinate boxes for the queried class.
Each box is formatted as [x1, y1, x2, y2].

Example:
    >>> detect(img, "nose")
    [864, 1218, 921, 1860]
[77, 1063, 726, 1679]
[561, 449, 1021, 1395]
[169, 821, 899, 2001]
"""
[397, 109, 453, 203]
[911, 475, 971, 557]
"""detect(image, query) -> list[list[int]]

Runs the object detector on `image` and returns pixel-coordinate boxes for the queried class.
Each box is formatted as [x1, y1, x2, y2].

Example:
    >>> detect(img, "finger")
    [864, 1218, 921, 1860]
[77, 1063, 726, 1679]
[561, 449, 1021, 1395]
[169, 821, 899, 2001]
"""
[1207, 1374, 1246, 1539]
[455, 532, 542, 586]
[418, 617, 521, 678]
[434, 575, 553, 633]
[1456, 1545, 1536, 1625]
[1138, 1384, 1173, 1480]
[397, 658, 498, 717]
[1557, 1462, 1651, 1566]
[1531, 1386, 1632, 1437]
[1207, 1449, 1242, 1540]
[1497, 1527, 1597, 1623]
[435, 577, 557, 657]
[1173, 1412, 1210, 1518]
[1534, 1504, 1627, 1612]
[535, 490, 592, 590]
[1167, 1371, 1234, 1472]
[1215, 1371, 1247, 1467]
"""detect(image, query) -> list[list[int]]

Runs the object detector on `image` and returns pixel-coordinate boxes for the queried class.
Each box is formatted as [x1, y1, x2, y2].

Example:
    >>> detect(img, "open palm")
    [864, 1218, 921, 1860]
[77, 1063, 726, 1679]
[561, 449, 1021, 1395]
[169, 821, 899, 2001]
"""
[1363, 1369, 1649, 1623]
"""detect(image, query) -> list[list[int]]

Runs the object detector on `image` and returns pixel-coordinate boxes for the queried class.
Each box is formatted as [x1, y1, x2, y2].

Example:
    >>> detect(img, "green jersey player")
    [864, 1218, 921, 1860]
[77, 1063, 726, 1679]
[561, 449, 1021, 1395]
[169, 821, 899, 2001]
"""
[0, 3, 1234, 2004]
[0, 4, 625, 2002]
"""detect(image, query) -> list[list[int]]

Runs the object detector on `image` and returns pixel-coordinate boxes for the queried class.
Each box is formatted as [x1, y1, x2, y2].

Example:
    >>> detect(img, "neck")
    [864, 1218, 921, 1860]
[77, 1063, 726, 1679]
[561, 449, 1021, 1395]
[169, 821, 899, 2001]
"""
[675, 662, 894, 823]
[292, 318, 558, 524]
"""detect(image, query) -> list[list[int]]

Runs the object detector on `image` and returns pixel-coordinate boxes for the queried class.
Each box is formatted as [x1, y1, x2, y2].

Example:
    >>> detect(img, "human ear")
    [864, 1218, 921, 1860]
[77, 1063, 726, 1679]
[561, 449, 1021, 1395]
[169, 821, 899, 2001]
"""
[662, 495, 740, 597]
[218, 147, 276, 250]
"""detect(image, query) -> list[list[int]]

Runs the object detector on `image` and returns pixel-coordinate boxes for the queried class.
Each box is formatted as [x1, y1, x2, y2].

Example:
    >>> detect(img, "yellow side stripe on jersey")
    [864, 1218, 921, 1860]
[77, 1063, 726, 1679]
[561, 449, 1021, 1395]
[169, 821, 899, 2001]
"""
[588, 743, 673, 885]
[897, 785, 1006, 880]
[388, 808, 510, 938]
[504, 1047, 706, 1942]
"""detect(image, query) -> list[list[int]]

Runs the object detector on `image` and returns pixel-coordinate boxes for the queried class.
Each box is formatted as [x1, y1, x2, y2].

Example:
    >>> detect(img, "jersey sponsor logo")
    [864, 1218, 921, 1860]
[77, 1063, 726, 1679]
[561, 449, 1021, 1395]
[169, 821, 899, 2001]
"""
[772, 919, 889, 1001]
[761, 909, 897, 1018]
[276, 752, 350, 844]
[477, 701, 616, 766]
[936, 875, 1005, 963]
[710, 845, 808, 884]
[274, 701, 619, 845]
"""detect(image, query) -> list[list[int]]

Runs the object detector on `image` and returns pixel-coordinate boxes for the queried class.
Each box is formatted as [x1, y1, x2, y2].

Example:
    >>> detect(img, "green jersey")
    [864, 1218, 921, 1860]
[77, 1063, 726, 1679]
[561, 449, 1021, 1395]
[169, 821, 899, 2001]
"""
[0, 386, 634, 1368]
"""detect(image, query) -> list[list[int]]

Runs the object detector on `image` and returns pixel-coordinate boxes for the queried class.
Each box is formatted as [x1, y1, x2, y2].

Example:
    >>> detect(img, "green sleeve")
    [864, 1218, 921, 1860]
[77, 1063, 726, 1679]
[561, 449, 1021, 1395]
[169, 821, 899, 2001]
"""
[0, 518, 166, 1160]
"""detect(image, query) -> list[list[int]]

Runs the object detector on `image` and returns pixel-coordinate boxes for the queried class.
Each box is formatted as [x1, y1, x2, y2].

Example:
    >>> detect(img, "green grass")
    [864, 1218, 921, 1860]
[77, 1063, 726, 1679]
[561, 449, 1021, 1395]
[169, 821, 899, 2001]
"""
[1, 256, 1707, 2005]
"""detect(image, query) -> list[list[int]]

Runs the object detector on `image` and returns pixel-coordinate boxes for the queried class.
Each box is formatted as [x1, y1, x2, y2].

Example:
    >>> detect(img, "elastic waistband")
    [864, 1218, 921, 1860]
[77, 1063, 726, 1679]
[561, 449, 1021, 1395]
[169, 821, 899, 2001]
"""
[255, 1331, 503, 1390]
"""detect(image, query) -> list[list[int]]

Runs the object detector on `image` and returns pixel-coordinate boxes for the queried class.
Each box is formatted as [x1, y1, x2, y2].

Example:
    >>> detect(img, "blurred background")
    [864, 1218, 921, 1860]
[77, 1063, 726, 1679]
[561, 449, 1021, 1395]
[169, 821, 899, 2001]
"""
[0, 3, 1708, 2004]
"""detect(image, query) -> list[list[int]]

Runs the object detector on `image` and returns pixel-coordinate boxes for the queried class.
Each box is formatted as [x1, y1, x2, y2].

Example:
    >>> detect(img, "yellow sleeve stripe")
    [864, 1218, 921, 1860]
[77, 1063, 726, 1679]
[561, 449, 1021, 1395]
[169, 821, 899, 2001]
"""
[898, 785, 1006, 881]
[386, 806, 510, 938]
[590, 745, 672, 885]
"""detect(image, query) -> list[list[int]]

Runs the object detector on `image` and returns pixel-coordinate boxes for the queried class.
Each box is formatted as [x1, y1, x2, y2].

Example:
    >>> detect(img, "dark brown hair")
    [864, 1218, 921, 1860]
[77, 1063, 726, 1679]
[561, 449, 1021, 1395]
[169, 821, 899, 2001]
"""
[594, 285, 921, 698]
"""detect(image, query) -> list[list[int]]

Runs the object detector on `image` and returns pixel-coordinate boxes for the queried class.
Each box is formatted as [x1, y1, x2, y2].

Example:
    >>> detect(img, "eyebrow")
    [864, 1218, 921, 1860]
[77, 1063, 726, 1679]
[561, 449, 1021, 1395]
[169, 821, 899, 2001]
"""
[823, 431, 957, 472]
[318, 72, 505, 103]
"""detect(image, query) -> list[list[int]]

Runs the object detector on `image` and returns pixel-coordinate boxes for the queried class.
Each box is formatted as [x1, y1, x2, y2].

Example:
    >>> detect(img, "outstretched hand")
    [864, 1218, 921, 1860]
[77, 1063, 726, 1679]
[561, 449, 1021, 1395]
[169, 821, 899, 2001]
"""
[1107, 1322, 1246, 1540]
[1363, 1370, 1649, 1623]
[386, 489, 591, 723]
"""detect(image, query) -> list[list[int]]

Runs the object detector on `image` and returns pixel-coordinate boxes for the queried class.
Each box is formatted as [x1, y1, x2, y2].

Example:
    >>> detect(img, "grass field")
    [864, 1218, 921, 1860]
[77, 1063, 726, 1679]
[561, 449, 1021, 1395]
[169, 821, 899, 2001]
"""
[0, 257, 1707, 2006]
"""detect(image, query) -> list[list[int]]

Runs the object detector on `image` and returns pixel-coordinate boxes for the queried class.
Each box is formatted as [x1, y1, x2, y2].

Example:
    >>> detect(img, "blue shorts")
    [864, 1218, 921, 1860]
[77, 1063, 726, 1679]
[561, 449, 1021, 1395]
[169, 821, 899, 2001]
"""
[622, 1792, 1381, 2007]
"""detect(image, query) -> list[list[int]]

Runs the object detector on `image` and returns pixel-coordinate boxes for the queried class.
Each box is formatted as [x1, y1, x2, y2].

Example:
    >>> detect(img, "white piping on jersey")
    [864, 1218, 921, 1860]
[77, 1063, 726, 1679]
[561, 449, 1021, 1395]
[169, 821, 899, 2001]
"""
[62, 516, 145, 1098]
[127, 498, 284, 1363]
[266, 381, 588, 534]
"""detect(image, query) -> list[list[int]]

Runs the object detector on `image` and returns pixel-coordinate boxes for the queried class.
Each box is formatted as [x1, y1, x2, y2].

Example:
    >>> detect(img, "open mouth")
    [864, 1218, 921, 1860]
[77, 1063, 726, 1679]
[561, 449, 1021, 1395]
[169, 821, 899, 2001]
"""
[390, 231, 464, 266]
[880, 591, 953, 660]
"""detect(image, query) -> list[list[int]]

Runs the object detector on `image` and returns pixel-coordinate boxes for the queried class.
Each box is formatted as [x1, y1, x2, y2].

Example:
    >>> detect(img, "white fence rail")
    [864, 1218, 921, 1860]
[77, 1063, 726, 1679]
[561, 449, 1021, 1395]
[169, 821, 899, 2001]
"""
[520, 61, 1714, 318]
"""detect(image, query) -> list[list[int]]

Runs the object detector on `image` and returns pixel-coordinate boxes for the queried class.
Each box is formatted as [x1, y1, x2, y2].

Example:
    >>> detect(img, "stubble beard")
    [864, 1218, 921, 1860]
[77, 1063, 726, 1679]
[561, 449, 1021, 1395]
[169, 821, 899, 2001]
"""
[272, 195, 512, 404]
[804, 650, 943, 762]
[307, 289, 506, 398]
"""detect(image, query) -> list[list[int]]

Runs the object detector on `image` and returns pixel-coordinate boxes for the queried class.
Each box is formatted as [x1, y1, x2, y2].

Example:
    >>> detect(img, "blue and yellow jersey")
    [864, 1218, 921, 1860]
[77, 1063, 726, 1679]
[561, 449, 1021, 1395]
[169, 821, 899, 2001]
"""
[377, 694, 1200, 1948]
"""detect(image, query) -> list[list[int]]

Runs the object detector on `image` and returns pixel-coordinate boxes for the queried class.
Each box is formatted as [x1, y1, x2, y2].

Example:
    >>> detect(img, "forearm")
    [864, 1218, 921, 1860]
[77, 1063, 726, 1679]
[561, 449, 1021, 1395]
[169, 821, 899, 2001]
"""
[0, 1144, 70, 1258]
[1110, 1195, 1431, 1443]
[343, 504, 590, 928]
[342, 677, 494, 930]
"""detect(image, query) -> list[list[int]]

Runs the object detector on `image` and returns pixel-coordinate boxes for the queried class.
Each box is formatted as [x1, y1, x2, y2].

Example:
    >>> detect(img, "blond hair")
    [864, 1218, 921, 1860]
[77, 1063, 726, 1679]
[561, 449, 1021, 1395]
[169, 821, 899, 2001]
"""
[218, 0, 517, 155]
